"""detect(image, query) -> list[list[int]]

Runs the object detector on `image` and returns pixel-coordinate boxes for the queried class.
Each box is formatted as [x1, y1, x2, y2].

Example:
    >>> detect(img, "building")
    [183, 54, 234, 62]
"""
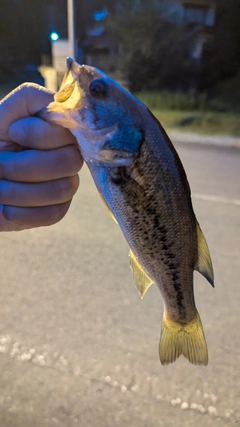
[163, 0, 216, 59]
[83, 1, 215, 72]
[180, 0, 215, 59]
[179, 0, 215, 28]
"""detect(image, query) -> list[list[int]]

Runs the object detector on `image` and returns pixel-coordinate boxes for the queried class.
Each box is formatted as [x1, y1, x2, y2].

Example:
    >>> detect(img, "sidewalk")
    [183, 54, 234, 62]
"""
[168, 130, 240, 149]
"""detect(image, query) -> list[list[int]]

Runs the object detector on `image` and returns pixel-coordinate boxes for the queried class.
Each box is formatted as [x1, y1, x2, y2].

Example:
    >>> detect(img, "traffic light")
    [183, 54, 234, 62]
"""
[50, 32, 60, 41]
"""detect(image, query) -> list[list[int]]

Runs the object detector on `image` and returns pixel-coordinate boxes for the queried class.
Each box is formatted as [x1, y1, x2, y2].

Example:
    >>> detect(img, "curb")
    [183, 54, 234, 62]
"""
[167, 130, 240, 149]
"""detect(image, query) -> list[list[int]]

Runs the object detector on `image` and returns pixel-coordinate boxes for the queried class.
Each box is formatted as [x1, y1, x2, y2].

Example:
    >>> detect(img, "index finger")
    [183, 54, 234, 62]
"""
[0, 83, 53, 142]
[9, 116, 77, 150]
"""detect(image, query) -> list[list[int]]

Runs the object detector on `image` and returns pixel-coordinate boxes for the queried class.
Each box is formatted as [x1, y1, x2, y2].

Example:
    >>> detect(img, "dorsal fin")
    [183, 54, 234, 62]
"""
[195, 222, 214, 287]
[129, 250, 154, 298]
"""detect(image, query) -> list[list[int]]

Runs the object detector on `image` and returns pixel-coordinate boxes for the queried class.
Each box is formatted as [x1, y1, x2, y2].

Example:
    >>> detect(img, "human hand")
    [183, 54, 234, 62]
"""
[0, 83, 83, 231]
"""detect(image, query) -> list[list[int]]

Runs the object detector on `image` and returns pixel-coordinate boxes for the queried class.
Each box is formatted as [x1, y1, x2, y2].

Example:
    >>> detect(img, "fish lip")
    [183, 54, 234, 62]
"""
[66, 57, 83, 78]
[66, 57, 75, 70]
[57, 58, 82, 95]
[66, 57, 83, 73]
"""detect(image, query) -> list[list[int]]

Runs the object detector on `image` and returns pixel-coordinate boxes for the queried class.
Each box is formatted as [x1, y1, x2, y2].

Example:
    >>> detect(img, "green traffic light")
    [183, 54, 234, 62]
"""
[50, 32, 59, 41]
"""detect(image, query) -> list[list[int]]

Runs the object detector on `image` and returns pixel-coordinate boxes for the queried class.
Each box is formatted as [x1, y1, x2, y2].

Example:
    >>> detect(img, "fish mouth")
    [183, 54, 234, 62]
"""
[65, 57, 81, 77]
[37, 58, 136, 167]
[36, 58, 86, 128]
[54, 57, 82, 103]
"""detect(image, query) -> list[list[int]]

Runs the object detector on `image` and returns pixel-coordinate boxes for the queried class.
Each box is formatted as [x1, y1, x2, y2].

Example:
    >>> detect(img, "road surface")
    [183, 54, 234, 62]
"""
[0, 141, 239, 427]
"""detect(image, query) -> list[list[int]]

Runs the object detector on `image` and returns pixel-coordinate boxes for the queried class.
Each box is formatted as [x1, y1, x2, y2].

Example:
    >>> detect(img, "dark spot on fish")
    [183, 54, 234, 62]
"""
[117, 171, 147, 209]
[172, 271, 179, 281]
[165, 262, 175, 270]
[146, 206, 157, 216]
[111, 172, 122, 185]
[110, 166, 129, 185]
[166, 252, 176, 259]
[173, 282, 185, 310]
[162, 244, 169, 251]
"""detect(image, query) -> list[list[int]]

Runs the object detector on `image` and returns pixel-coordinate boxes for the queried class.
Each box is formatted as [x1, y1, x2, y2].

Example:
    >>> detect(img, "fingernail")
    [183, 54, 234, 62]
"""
[9, 122, 26, 143]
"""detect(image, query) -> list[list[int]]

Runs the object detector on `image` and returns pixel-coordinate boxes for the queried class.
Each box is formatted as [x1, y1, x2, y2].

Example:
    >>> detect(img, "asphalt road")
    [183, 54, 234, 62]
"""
[0, 140, 239, 427]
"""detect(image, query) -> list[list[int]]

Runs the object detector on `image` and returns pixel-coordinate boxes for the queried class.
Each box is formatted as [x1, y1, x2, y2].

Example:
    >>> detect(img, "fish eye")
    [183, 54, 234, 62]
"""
[89, 79, 109, 98]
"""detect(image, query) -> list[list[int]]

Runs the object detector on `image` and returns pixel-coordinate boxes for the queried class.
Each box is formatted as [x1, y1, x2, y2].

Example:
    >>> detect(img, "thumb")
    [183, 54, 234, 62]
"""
[0, 83, 54, 142]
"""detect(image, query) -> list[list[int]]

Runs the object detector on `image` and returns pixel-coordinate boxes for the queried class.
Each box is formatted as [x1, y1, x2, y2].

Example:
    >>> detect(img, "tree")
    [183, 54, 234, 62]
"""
[107, 0, 197, 91]
[202, 0, 240, 89]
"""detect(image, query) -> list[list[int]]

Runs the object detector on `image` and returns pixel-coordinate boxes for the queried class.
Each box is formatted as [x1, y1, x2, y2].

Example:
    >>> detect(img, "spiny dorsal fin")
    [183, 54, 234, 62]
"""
[129, 250, 154, 298]
[195, 221, 214, 287]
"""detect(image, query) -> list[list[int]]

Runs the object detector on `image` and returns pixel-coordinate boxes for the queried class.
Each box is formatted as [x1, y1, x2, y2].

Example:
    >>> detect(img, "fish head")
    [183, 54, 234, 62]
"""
[38, 57, 143, 166]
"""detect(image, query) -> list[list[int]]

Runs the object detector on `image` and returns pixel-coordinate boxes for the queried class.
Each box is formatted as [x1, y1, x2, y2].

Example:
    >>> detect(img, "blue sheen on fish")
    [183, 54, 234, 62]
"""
[38, 58, 214, 366]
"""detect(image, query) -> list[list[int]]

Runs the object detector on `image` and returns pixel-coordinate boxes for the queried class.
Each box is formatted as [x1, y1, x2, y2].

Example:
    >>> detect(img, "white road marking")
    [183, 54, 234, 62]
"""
[193, 193, 240, 206]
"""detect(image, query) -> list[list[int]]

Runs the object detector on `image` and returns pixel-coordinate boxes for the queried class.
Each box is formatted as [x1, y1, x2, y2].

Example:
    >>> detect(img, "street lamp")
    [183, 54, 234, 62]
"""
[67, 0, 77, 59]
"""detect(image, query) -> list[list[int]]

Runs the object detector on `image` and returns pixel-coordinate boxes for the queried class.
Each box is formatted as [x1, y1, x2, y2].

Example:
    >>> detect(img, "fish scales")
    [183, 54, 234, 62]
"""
[38, 58, 214, 366]
[92, 138, 197, 325]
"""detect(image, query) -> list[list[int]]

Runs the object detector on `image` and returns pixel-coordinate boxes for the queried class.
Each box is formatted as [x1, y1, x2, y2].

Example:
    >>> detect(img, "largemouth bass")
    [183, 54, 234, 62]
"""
[38, 58, 214, 365]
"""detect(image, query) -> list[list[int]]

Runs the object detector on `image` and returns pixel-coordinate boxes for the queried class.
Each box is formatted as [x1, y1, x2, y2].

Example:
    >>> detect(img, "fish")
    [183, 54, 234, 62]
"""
[37, 57, 214, 365]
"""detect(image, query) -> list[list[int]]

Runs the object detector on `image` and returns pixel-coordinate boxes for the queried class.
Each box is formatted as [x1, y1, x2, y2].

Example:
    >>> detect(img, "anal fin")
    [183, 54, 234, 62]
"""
[195, 221, 214, 287]
[129, 250, 154, 298]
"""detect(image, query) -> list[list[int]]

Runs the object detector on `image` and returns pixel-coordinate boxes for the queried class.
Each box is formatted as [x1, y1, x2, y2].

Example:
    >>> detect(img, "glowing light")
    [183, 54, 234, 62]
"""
[50, 32, 59, 41]
[93, 9, 107, 21]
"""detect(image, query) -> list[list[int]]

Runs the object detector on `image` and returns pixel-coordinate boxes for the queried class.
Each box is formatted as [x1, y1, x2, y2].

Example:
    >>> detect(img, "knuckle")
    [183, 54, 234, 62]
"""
[18, 82, 30, 91]
[59, 146, 83, 175]
[0, 160, 4, 180]
[0, 205, 22, 231]
[58, 175, 79, 202]
[0, 153, 12, 180]
[2, 204, 13, 222]
[18, 82, 40, 92]
[46, 201, 71, 225]
[67, 146, 83, 172]
[17, 82, 33, 98]
[0, 181, 6, 203]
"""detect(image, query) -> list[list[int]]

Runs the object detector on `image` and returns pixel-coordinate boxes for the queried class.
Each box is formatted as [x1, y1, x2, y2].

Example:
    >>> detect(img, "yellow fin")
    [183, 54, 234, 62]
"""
[159, 311, 208, 365]
[129, 250, 154, 298]
[98, 192, 118, 224]
[195, 221, 214, 287]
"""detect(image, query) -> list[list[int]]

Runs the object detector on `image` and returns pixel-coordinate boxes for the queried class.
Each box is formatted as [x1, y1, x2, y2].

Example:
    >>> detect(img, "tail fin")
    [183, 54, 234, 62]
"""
[159, 311, 208, 365]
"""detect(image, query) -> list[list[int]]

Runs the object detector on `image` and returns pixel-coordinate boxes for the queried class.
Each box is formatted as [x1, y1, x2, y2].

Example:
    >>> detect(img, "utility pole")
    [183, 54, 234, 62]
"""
[67, 0, 77, 59]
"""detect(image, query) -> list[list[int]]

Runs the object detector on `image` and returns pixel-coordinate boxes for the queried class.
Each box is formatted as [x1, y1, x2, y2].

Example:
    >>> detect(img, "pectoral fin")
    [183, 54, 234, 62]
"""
[195, 222, 214, 287]
[129, 250, 154, 298]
